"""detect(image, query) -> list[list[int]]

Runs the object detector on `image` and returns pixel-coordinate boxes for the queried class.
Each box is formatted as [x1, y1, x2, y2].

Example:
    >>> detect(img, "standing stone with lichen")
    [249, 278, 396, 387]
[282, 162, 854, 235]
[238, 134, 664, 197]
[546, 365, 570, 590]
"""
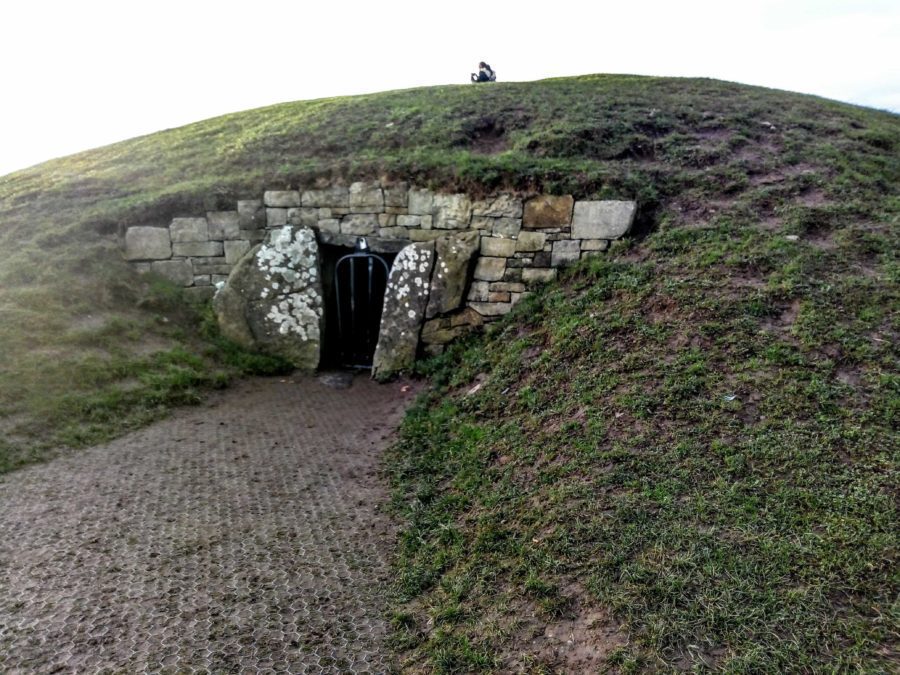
[214, 226, 323, 371]
[371, 241, 436, 380]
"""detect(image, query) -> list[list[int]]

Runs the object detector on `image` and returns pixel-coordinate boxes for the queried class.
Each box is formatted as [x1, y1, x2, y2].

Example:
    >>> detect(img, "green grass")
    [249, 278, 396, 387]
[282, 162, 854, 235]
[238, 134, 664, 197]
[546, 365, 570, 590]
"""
[1, 73, 898, 668]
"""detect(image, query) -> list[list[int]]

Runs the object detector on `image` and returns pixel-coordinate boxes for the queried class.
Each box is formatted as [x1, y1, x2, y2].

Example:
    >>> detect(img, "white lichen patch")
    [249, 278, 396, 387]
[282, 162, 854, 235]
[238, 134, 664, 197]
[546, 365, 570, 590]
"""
[255, 227, 323, 340]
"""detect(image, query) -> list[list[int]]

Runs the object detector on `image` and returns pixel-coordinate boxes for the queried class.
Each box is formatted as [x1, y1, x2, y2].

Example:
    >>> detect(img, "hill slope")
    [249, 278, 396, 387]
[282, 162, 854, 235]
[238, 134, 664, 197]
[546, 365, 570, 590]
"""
[0, 75, 897, 669]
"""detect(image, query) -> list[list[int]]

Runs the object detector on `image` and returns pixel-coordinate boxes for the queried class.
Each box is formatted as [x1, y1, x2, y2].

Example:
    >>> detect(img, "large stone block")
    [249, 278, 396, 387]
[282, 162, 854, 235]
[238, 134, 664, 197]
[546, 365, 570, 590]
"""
[213, 226, 323, 372]
[433, 193, 472, 229]
[426, 231, 479, 318]
[340, 214, 378, 236]
[572, 201, 636, 239]
[408, 188, 434, 215]
[151, 259, 193, 286]
[372, 241, 436, 380]
[288, 207, 318, 227]
[480, 236, 517, 257]
[472, 195, 523, 218]
[349, 181, 384, 213]
[302, 186, 349, 208]
[207, 211, 240, 240]
[173, 241, 224, 257]
[551, 240, 582, 267]
[237, 200, 265, 228]
[170, 217, 209, 243]
[473, 256, 506, 281]
[124, 226, 171, 261]
[267, 208, 288, 227]
[384, 183, 409, 208]
[263, 190, 301, 207]
[523, 195, 574, 228]
[491, 217, 522, 238]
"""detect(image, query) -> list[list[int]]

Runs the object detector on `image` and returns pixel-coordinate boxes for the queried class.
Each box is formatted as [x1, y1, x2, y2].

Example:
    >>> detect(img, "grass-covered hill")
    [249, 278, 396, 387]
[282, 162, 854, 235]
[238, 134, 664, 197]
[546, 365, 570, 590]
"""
[1, 74, 898, 669]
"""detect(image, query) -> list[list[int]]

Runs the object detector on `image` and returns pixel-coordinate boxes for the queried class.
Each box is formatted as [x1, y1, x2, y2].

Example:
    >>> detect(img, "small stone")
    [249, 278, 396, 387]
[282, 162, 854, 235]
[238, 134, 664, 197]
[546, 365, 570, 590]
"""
[378, 213, 397, 227]
[469, 302, 512, 317]
[193, 275, 212, 286]
[263, 190, 301, 207]
[302, 186, 349, 208]
[170, 217, 209, 243]
[288, 207, 318, 227]
[207, 211, 240, 240]
[480, 237, 517, 257]
[408, 188, 434, 215]
[472, 195, 523, 218]
[349, 181, 384, 213]
[533, 251, 552, 267]
[173, 241, 224, 257]
[267, 208, 288, 227]
[124, 227, 171, 261]
[523, 195, 574, 228]
[572, 200, 636, 239]
[467, 281, 490, 302]
[491, 217, 522, 238]
[473, 256, 506, 281]
[488, 291, 511, 302]
[551, 240, 582, 266]
[522, 267, 558, 283]
[237, 200, 265, 228]
[489, 282, 526, 292]
[397, 215, 422, 228]
[516, 231, 546, 252]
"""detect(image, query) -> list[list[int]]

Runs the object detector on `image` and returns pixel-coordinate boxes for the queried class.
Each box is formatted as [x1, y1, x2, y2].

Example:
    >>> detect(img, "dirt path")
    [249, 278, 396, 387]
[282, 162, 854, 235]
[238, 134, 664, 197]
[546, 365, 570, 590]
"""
[0, 373, 419, 673]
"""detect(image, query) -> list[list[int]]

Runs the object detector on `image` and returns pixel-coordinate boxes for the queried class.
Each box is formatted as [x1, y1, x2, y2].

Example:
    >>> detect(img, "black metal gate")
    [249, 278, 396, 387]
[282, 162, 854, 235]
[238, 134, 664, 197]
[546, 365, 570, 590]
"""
[333, 247, 390, 368]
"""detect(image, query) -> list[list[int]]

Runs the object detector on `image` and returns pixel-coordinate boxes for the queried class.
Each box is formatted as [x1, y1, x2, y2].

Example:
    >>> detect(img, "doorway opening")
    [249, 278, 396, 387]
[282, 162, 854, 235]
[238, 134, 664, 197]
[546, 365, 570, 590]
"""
[320, 240, 395, 369]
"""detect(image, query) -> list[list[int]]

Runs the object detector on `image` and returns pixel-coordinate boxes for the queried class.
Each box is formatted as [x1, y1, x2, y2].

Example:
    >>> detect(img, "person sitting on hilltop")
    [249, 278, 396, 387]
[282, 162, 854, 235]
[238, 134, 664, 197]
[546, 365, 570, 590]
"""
[471, 62, 496, 83]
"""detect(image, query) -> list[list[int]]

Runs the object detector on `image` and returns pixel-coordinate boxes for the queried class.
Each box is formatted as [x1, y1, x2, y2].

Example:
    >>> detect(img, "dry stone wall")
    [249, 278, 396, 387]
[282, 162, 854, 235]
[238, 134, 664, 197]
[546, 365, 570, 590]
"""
[122, 181, 636, 372]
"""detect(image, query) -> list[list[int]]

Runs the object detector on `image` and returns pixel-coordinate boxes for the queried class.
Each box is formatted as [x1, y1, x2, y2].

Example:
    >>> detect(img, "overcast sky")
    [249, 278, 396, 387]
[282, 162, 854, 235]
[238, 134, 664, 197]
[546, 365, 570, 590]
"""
[1, 0, 897, 177]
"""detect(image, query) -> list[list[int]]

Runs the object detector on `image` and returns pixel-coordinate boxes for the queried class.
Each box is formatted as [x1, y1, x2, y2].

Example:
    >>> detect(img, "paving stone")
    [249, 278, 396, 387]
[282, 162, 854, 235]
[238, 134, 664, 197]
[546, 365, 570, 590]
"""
[0, 376, 418, 673]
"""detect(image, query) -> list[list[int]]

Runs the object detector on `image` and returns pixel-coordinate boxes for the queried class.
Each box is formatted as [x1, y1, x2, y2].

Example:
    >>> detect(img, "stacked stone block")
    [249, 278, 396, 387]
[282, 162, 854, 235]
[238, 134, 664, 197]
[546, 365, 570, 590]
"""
[122, 181, 635, 324]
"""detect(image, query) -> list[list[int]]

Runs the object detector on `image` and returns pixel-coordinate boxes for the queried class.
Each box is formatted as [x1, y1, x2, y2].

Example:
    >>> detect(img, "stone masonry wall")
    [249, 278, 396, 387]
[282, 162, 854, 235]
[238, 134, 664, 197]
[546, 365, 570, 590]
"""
[122, 182, 636, 349]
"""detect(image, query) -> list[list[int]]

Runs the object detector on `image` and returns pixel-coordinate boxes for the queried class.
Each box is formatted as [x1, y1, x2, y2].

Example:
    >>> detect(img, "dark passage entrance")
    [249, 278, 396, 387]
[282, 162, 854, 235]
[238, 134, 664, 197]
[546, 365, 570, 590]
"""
[320, 240, 393, 369]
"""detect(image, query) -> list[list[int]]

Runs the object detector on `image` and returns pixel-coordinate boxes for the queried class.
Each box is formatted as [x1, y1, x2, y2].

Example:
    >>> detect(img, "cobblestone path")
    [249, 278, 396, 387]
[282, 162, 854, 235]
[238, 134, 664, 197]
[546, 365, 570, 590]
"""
[0, 374, 419, 673]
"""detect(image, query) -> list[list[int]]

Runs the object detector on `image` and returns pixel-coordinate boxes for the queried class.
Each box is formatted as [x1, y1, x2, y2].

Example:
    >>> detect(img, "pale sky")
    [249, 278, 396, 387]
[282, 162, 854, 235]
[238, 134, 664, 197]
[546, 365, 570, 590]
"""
[1, 0, 897, 177]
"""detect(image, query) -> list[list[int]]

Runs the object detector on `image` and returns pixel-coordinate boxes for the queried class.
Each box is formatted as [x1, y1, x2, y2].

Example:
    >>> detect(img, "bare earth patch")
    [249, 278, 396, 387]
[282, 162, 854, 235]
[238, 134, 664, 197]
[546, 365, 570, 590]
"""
[0, 374, 419, 673]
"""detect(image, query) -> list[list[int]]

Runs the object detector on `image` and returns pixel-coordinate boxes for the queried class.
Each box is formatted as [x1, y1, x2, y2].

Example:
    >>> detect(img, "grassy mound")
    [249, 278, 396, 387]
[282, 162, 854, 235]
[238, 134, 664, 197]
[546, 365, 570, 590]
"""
[0, 73, 897, 667]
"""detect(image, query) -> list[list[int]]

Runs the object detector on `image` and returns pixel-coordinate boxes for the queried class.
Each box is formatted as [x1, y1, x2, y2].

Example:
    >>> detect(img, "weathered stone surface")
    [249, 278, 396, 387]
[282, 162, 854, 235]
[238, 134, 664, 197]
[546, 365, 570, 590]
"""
[523, 195, 574, 228]
[224, 239, 251, 264]
[302, 187, 349, 208]
[551, 240, 582, 266]
[472, 195, 523, 218]
[124, 227, 171, 261]
[132, 262, 152, 274]
[237, 200, 265, 229]
[572, 200, 636, 239]
[581, 239, 610, 251]
[173, 241, 224, 257]
[488, 291, 511, 302]
[490, 281, 526, 293]
[467, 281, 490, 302]
[170, 218, 209, 243]
[151, 259, 193, 286]
[207, 211, 240, 240]
[491, 217, 522, 238]
[397, 215, 422, 228]
[317, 219, 341, 234]
[426, 231, 479, 318]
[480, 237, 517, 257]
[192, 260, 232, 275]
[378, 214, 397, 227]
[473, 256, 506, 281]
[264, 190, 301, 208]
[522, 267, 558, 283]
[214, 226, 323, 372]
[239, 229, 266, 244]
[372, 241, 435, 380]
[433, 193, 472, 229]
[469, 302, 512, 317]
[470, 217, 494, 230]
[451, 307, 484, 327]
[267, 208, 288, 227]
[408, 188, 434, 216]
[409, 229, 443, 242]
[349, 182, 384, 213]
[516, 231, 546, 252]
[193, 275, 211, 286]
[533, 251, 552, 267]
[340, 214, 378, 236]
[378, 227, 410, 239]
[288, 207, 318, 227]
[384, 183, 409, 208]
